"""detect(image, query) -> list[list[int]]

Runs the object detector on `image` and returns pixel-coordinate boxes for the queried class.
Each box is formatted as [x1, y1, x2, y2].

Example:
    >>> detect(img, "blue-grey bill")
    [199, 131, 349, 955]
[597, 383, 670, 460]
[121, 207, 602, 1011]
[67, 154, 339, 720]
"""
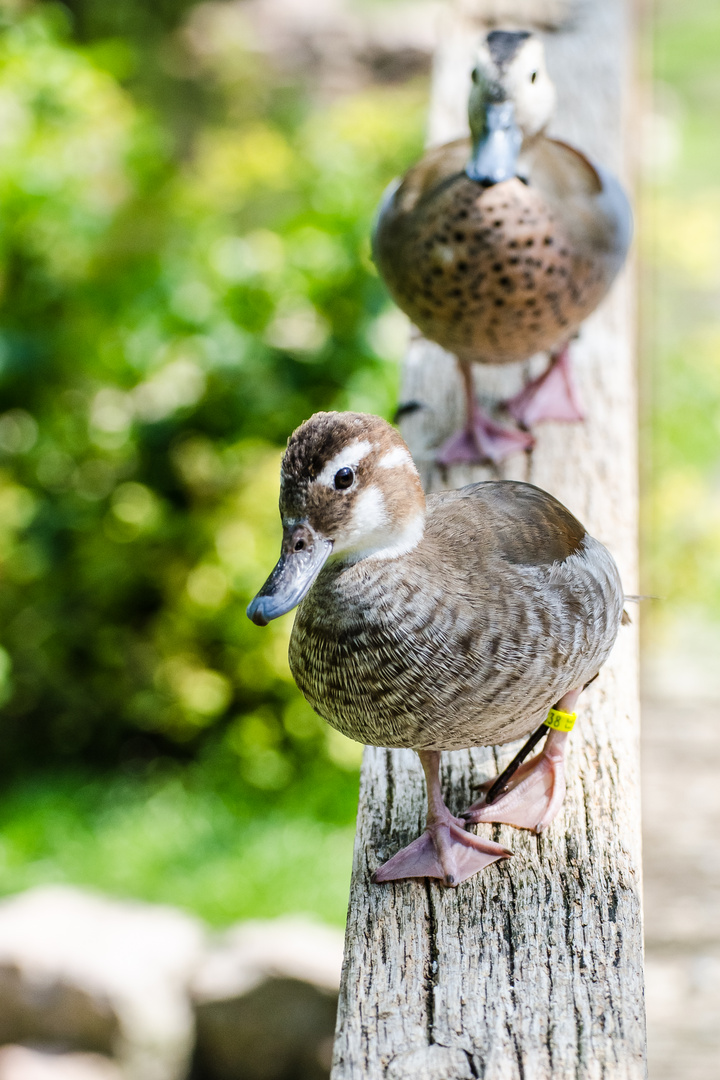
[466, 101, 522, 186]
[246, 538, 333, 626]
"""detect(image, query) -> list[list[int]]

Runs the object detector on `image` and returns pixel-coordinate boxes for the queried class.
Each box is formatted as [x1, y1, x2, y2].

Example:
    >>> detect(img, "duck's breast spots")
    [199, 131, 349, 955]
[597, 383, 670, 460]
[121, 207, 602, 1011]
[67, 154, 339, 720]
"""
[379, 174, 593, 364]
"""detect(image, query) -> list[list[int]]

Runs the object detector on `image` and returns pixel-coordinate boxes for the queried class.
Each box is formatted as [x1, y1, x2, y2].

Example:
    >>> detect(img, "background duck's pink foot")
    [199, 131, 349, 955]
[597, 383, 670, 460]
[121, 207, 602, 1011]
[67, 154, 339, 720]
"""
[506, 344, 584, 427]
[373, 817, 511, 887]
[437, 403, 534, 466]
[463, 730, 569, 834]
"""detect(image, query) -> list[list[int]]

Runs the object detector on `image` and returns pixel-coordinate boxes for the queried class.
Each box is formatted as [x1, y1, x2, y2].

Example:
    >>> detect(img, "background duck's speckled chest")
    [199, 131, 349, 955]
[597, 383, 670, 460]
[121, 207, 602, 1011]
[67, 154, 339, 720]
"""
[288, 488, 624, 752]
[374, 138, 619, 366]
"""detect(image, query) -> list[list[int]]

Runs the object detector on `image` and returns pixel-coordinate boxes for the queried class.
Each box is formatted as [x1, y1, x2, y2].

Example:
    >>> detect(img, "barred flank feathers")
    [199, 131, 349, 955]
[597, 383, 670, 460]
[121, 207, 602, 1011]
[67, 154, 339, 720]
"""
[289, 483, 624, 752]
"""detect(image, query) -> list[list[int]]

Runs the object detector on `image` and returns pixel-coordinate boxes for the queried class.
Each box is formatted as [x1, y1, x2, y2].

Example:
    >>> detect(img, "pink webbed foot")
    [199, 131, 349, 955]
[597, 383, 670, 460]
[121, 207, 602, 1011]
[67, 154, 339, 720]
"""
[437, 402, 534, 467]
[463, 729, 569, 834]
[373, 813, 511, 887]
[506, 344, 584, 428]
[372, 749, 512, 887]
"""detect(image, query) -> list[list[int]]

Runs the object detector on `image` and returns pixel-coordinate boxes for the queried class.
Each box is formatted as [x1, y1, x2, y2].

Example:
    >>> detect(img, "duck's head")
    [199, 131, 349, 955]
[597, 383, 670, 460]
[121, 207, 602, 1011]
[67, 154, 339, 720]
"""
[466, 30, 555, 186]
[247, 412, 425, 626]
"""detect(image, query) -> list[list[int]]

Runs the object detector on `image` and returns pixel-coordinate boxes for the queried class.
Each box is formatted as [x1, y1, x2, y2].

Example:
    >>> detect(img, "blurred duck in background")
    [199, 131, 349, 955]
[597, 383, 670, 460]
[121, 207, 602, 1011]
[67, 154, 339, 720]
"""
[373, 29, 632, 464]
[247, 411, 625, 886]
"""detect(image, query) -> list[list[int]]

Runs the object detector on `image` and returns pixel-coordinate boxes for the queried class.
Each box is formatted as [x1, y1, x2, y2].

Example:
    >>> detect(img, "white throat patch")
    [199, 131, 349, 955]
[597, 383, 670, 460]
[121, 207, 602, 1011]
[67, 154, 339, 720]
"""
[337, 485, 424, 564]
[364, 511, 425, 562]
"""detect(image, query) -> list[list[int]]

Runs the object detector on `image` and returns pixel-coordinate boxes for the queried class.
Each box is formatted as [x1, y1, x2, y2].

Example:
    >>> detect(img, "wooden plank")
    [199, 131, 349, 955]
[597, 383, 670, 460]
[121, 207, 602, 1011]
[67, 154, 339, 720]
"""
[331, 0, 645, 1077]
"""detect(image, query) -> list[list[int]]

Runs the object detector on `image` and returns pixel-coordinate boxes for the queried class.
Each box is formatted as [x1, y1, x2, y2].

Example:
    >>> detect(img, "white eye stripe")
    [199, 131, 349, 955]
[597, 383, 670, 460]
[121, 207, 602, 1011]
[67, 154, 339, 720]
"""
[316, 439, 372, 487]
[378, 445, 417, 473]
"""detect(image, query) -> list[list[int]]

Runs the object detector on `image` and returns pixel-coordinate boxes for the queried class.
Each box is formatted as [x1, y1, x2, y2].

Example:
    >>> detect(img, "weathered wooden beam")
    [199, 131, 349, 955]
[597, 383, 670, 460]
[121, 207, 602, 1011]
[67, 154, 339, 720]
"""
[331, 0, 645, 1077]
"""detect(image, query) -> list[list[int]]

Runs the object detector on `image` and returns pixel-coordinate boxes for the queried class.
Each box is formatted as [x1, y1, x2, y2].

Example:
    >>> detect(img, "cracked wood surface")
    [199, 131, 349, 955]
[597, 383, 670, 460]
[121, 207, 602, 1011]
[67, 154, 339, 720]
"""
[331, 1, 646, 1078]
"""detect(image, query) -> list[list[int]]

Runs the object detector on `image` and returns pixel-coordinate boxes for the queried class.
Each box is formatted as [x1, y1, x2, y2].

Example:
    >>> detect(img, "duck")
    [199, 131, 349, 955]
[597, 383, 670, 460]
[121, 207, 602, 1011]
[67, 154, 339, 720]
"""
[247, 411, 625, 886]
[373, 29, 632, 465]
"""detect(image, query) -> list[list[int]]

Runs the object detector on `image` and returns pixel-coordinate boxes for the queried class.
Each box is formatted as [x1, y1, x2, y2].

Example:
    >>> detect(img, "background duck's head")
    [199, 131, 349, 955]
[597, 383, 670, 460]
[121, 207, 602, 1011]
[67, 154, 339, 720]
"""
[466, 30, 556, 185]
[247, 412, 426, 625]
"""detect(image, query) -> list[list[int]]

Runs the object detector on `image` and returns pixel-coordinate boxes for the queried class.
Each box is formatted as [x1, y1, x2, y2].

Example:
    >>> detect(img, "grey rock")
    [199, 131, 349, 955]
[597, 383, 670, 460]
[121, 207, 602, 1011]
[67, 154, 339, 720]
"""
[0, 886, 205, 1080]
[0, 1046, 123, 1080]
[191, 917, 343, 1080]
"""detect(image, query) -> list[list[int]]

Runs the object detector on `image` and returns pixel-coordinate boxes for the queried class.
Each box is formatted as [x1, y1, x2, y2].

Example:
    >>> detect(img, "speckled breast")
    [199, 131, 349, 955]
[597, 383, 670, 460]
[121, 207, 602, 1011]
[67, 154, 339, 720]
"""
[287, 540, 623, 752]
[376, 175, 607, 366]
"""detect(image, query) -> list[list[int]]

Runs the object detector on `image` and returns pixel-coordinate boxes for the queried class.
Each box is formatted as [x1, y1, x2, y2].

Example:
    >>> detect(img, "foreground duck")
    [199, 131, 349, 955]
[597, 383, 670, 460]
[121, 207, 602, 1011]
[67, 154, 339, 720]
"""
[373, 30, 632, 465]
[247, 412, 624, 886]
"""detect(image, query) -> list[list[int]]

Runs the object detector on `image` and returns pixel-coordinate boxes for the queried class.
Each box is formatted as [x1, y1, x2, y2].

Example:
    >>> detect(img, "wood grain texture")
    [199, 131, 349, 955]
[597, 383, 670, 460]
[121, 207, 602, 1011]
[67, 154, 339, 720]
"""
[331, 0, 645, 1077]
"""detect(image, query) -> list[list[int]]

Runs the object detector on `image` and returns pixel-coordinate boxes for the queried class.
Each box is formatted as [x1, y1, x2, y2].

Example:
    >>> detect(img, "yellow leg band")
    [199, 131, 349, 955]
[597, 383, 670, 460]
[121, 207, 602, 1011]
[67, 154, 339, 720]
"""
[544, 708, 577, 733]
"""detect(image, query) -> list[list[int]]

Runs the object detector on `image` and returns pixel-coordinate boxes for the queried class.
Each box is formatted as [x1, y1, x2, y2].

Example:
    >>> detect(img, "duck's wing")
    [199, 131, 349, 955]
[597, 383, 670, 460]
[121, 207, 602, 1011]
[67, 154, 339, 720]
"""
[528, 137, 603, 198]
[588, 158, 634, 272]
[528, 136, 632, 273]
[427, 481, 587, 572]
[372, 137, 470, 264]
[388, 137, 470, 212]
[424, 482, 624, 691]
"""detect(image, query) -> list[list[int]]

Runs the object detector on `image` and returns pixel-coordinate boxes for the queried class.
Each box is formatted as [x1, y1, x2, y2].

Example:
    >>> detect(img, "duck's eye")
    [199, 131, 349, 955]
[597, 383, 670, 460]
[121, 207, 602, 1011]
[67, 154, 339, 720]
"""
[294, 539, 305, 552]
[530, 70, 538, 84]
[334, 467, 354, 490]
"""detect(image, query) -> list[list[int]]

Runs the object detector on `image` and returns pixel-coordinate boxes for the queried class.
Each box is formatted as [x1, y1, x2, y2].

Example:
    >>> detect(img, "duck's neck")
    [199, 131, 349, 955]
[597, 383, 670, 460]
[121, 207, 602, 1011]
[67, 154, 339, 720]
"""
[357, 510, 426, 564]
[334, 486, 427, 566]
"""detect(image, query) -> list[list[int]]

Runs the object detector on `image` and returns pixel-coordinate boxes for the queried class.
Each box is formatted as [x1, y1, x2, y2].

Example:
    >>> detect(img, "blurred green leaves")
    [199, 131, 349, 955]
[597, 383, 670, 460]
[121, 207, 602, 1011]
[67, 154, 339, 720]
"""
[643, 0, 720, 632]
[0, 1, 426, 782]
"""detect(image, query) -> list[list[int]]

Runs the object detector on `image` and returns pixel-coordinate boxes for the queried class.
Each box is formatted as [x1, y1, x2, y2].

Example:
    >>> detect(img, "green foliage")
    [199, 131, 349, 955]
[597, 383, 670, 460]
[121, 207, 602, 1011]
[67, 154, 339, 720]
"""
[643, 0, 720, 630]
[0, 758, 359, 925]
[0, 2, 426, 783]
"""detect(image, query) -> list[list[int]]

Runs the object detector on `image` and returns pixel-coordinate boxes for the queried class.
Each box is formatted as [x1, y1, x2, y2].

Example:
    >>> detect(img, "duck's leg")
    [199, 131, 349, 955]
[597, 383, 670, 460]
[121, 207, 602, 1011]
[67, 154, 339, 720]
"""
[372, 749, 512, 887]
[462, 687, 582, 834]
[505, 343, 584, 428]
[437, 362, 534, 467]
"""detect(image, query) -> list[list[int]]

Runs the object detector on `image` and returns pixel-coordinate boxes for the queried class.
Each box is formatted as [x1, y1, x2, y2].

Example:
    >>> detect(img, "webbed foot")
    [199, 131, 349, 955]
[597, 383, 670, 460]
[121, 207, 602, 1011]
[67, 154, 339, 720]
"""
[462, 729, 569, 834]
[437, 402, 534, 467]
[373, 749, 512, 887]
[506, 344, 584, 427]
[373, 813, 511, 887]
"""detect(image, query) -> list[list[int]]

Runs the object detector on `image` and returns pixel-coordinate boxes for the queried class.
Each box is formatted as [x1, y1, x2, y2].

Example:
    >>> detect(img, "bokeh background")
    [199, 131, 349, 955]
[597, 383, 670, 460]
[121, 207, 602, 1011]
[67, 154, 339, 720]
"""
[0, 0, 430, 927]
[642, 0, 720, 685]
[0, 0, 716, 1073]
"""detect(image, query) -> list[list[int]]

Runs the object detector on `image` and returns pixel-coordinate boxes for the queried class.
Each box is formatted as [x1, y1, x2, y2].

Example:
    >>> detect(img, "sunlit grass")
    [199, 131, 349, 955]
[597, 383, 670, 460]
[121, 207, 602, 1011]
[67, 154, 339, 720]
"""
[0, 759, 359, 926]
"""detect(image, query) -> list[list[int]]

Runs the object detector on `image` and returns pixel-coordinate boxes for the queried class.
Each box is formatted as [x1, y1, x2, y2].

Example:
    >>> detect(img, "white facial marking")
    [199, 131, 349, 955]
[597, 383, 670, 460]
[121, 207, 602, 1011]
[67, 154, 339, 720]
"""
[350, 485, 389, 535]
[378, 445, 418, 474]
[336, 488, 425, 564]
[471, 36, 555, 140]
[316, 439, 372, 487]
[504, 39, 555, 137]
[364, 511, 425, 562]
[331, 484, 389, 561]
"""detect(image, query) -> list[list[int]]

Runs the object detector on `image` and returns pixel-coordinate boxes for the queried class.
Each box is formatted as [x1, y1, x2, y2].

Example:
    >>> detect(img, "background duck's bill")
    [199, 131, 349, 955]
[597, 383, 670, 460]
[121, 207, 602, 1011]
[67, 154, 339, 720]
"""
[246, 535, 333, 625]
[466, 101, 522, 185]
